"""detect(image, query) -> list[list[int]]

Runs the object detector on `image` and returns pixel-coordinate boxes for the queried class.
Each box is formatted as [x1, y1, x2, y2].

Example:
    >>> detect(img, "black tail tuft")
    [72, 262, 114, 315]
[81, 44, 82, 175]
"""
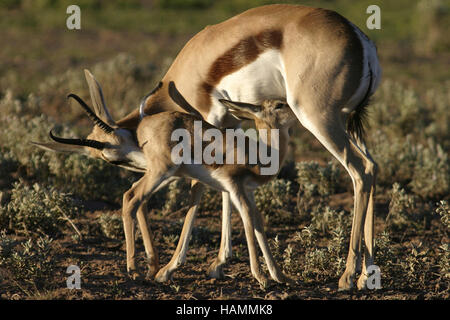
[346, 67, 373, 143]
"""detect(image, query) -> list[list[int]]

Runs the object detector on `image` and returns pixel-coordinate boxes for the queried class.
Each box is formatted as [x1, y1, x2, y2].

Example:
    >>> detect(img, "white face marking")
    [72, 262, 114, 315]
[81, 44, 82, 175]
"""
[206, 49, 287, 126]
[101, 129, 147, 171]
[127, 150, 147, 170]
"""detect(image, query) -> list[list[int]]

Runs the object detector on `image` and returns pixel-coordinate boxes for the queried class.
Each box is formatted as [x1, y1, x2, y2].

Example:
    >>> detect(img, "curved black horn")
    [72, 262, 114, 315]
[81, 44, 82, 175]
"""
[49, 130, 106, 150]
[67, 93, 114, 134]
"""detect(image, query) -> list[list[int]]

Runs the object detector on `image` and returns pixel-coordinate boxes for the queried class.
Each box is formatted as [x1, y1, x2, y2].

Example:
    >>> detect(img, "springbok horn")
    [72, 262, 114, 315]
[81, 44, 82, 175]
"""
[49, 130, 106, 150]
[67, 93, 114, 134]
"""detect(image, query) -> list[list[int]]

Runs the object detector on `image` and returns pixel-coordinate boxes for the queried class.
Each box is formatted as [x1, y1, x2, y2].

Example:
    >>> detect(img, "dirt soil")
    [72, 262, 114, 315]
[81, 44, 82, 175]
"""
[1, 192, 447, 301]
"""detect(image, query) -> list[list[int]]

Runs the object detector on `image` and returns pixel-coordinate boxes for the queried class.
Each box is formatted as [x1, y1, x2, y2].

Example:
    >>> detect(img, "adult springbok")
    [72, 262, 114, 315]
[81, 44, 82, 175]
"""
[33, 4, 381, 290]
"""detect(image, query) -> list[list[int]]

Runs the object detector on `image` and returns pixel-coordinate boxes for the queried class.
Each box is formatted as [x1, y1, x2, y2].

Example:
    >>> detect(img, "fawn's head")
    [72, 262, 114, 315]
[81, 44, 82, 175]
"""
[32, 70, 152, 172]
[218, 99, 296, 132]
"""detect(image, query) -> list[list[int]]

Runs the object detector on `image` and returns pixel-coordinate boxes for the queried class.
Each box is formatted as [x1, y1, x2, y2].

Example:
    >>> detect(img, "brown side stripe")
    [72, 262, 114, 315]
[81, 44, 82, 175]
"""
[199, 29, 283, 111]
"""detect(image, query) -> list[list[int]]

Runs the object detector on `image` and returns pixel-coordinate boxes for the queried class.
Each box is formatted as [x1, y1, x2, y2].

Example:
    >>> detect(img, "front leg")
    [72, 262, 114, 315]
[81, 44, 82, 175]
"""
[248, 192, 291, 284]
[208, 191, 233, 279]
[122, 168, 175, 279]
[229, 187, 267, 285]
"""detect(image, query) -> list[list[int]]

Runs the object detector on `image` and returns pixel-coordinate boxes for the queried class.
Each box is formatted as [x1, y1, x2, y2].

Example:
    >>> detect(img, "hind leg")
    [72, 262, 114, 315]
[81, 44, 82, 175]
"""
[122, 166, 176, 278]
[292, 107, 376, 290]
[355, 143, 378, 290]
[155, 180, 204, 282]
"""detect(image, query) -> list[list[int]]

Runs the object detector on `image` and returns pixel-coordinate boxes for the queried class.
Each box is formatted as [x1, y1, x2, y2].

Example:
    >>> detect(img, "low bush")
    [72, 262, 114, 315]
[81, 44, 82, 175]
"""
[38, 53, 159, 123]
[98, 212, 123, 240]
[296, 161, 343, 197]
[309, 205, 351, 237]
[254, 179, 296, 224]
[0, 231, 55, 296]
[162, 178, 190, 214]
[294, 225, 347, 282]
[0, 181, 80, 237]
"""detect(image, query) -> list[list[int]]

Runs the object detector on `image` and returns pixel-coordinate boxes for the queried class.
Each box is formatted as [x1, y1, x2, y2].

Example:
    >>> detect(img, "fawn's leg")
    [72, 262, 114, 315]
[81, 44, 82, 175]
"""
[122, 168, 175, 278]
[228, 184, 267, 285]
[154, 181, 204, 282]
[208, 191, 233, 279]
[247, 191, 291, 283]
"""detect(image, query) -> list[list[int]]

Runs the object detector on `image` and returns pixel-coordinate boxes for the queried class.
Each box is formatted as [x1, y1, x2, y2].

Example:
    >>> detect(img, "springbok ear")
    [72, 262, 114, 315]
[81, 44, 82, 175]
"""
[168, 81, 203, 119]
[218, 99, 261, 120]
[140, 81, 163, 119]
[30, 141, 89, 155]
[84, 69, 116, 126]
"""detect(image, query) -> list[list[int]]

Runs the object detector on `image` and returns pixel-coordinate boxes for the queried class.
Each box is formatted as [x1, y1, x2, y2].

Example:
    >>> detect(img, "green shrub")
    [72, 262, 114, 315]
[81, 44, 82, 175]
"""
[437, 244, 449, 281]
[435, 201, 449, 282]
[0, 113, 62, 180]
[371, 132, 417, 187]
[435, 200, 449, 229]
[254, 179, 295, 223]
[294, 225, 347, 282]
[309, 205, 351, 236]
[400, 242, 433, 289]
[199, 187, 221, 213]
[38, 53, 159, 123]
[386, 183, 422, 232]
[424, 83, 450, 149]
[296, 161, 343, 197]
[0, 181, 80, 237]
[374, 231, 400, 288]
[49, 153, 135, 203]
[369, 80, 429, 138]
[368, 80, 450, 199]
[98, 212, 123, 240]
[162, 178, 190, 214]
[0, 148, 19, 181]
[409, 139, 449, 199]
[0, 231, 55, 296]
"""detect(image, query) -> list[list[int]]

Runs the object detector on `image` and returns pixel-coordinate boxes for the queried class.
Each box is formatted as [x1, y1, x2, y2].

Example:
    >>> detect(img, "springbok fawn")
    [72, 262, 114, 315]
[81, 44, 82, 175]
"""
[34, 3, 381, 290]
[147, 97, 297, 284]
[41, 92, 295, 285]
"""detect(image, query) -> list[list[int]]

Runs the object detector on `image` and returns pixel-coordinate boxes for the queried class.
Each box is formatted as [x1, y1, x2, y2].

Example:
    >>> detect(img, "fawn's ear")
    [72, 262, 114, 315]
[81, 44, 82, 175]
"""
[218, 99, 261, 120]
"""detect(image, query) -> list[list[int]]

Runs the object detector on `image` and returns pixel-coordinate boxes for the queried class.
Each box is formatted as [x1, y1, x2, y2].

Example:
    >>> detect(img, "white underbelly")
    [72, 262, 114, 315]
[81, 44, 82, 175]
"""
[207, 49, 287, 125]
[182, 164, 227, 192]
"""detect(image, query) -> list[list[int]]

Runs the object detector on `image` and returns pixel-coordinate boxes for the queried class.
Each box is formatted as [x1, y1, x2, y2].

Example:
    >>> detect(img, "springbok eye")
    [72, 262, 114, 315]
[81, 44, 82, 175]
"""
[274, 102, 285, 110]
